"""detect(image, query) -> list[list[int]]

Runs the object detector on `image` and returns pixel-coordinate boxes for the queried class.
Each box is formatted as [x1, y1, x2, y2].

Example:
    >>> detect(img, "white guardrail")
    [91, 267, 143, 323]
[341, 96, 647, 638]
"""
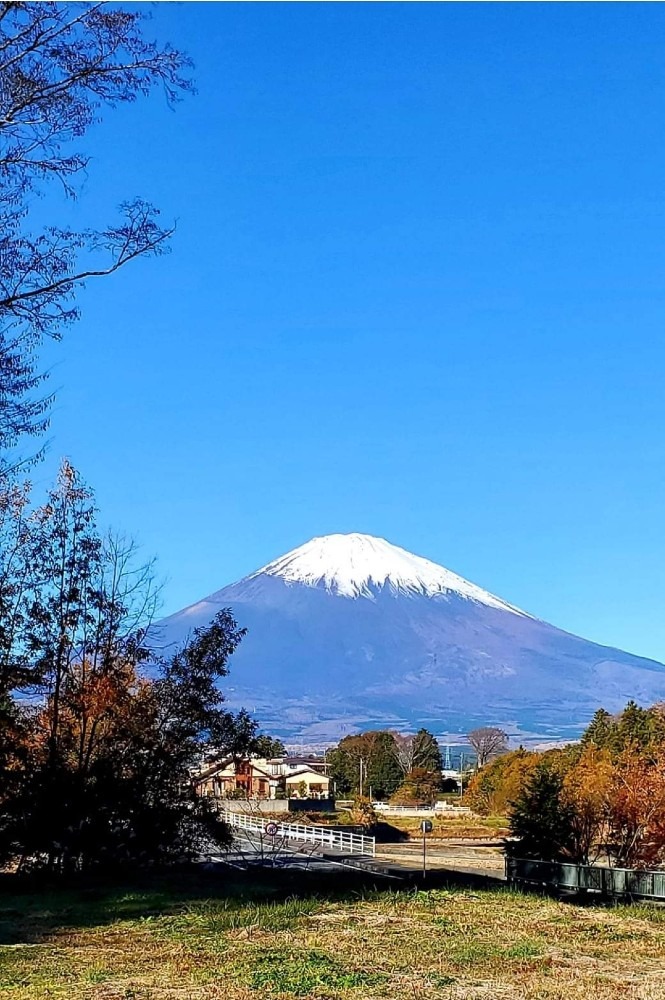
[221, 809, 376, 858]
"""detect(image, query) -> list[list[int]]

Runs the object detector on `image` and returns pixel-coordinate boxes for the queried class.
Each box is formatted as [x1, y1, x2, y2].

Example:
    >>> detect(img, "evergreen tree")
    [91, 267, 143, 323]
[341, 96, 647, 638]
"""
[508, 762, 576, 861]
[617, 700, 652, 750]
[366, 731, 403, 799]
[582, 701, 665, 758]
[413, 728, 443, 772]
[581, 708, 615, 749]
[253, 735, 286, 759]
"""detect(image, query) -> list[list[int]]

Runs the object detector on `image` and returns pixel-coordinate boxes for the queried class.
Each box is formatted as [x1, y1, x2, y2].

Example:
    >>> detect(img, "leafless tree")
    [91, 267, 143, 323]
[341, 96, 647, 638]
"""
[392, 728, 443, 775]
[467, 726, 508, 768]
[0, 2, 192, 463]
[392, 732, 418, 775]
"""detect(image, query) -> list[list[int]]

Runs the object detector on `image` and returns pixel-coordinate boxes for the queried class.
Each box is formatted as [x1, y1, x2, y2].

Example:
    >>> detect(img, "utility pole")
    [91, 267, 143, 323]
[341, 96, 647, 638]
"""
[359, 758, 364, 798]
[421, 820, 432, 879]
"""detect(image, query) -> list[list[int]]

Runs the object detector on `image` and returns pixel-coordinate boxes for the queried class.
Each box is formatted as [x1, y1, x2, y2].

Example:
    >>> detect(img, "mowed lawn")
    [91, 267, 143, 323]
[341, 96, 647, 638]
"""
[2, 872, 665, 1000]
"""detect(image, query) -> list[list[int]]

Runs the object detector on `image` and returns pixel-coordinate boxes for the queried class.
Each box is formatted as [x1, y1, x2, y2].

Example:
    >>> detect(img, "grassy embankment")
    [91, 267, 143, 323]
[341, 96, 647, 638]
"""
[301, 810, 509, 841]
[374, 813, 508, 841]
[1, 871, 665, 999]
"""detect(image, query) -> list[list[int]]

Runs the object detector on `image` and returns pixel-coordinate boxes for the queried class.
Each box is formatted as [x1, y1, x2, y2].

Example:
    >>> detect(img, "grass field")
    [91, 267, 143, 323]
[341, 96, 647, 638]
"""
[300, 810, 509, 841]
[2, 871, 665, 999]
[377, 813, 509, 840]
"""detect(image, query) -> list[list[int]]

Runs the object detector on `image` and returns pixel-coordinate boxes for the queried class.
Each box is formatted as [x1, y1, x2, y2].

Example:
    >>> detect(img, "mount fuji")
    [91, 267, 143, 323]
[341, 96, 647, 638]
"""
[157, 533, 665, 743]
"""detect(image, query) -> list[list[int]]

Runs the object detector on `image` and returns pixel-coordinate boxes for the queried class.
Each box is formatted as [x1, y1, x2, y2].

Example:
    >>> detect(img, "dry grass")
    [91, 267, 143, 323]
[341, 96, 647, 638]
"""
[379, 813, 509, 840]
[257, 810, 509, 841]
[2, 874, 665, 999]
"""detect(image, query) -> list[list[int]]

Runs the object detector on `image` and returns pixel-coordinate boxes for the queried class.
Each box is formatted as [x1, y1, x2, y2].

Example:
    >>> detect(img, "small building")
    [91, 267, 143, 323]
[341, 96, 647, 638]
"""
[282, 764, 330, 799]
[192, 754, 331, 800]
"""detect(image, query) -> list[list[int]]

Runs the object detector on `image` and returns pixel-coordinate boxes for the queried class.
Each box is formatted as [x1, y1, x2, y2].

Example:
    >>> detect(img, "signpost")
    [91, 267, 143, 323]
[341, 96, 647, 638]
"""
[265, 821, 278, 863]
[420, 819, 433, 879]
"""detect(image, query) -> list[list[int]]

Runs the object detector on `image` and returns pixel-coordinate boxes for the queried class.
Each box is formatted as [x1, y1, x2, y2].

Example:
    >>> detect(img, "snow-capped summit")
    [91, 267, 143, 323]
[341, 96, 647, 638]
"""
[252, 532, 528, 614]
[157, 532, 665, 742]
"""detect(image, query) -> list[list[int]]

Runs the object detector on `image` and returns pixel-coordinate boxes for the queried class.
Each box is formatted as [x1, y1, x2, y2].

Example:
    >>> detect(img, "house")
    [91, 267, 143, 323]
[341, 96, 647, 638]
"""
[268, 754, 328, 773]
[282, 764, 330, 799]
[192, 754, 331, 800]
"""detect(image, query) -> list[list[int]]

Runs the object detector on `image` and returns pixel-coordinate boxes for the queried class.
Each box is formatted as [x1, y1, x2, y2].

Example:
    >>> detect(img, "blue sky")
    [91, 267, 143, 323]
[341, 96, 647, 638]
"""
[37, 2, 665, 661]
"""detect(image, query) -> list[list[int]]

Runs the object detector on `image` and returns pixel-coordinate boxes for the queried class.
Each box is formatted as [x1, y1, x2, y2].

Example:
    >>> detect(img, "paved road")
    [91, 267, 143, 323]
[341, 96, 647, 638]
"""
[209, 829, 505, 883]
[209, 830, 371, 874]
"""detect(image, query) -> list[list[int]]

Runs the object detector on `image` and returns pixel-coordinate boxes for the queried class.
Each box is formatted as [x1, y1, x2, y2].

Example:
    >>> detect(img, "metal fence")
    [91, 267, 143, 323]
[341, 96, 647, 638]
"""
[221, 809, 376, 857]
[506, 856, 665, 901]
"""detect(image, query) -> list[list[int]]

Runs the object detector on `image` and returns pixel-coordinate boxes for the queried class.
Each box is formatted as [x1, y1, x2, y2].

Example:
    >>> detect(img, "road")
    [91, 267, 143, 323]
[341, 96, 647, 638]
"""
[210, 829, 506, 883]
[375, 839, 505, 879]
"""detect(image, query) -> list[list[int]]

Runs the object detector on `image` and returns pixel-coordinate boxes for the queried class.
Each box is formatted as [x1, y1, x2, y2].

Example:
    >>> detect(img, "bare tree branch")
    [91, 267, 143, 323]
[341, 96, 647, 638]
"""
[467, 726, 508, 768]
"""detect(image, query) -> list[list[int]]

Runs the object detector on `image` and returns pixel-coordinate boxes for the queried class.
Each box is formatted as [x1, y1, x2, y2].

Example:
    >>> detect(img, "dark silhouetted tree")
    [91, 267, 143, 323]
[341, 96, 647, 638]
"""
[0, 3, 192, 466]
[253, 734, 286, 759]
[0, 463, 254, 873]
[508, 761, 575, 861]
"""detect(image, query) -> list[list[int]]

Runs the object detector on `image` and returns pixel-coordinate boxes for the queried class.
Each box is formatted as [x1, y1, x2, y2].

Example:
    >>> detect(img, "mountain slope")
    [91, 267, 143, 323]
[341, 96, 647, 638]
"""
[157, 534, 665, 742]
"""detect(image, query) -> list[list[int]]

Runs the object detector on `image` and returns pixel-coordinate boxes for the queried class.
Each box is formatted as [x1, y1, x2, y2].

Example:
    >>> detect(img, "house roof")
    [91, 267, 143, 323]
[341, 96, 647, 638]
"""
[193, 756, 233, 783]
[284, 767, 330, 782]
[268, 755, 328, 769]
[193, 757, 278, 785]
[250, 763, 274, 780]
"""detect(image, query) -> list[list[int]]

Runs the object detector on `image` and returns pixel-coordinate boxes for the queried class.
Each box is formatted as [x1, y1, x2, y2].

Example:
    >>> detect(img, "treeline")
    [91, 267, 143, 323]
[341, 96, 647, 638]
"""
[0, 464, 273, 873]
[465, 701, 665, 868]
[0, 7, 273, 875]
[326, 728, 451, 803]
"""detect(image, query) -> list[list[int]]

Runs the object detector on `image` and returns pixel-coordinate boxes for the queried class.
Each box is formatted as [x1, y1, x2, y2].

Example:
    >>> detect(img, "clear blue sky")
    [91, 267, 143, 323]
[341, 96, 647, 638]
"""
[38, 2, 665, 662]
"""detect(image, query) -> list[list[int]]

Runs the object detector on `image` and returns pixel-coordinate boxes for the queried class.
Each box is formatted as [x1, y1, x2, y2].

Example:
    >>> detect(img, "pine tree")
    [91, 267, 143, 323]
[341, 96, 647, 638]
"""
[508, 762, 575, 861]
[413, 728, 443, 772]
[581, 708, 615, 749]
[366, 732, 403, 799]
[618, 700, 651, 750]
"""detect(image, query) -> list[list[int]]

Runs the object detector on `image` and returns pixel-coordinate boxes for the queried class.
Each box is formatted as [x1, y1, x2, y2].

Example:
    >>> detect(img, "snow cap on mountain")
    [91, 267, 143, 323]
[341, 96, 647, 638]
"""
[250, 532, 529, 615]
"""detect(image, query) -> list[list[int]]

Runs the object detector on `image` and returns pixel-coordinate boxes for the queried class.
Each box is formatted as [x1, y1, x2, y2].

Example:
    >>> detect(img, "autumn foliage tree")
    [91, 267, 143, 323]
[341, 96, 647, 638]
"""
[606, 748, 665, 869]
[0, 462, 254, 873]
[506, 703, 665, 869]
[0, 9, 277, 874]
[464, 748, 539, 816]
[559, 744, 614, 865]
[390, 767, 442, 807]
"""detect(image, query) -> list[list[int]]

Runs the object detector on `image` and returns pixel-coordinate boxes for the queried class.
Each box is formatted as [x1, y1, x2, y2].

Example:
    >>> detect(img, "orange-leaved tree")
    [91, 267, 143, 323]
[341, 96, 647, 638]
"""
[390, 767, 442, 807]
[464, 748, 539, 817]
[560, 744, 614, 865]
[607, 747, 665, 869]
